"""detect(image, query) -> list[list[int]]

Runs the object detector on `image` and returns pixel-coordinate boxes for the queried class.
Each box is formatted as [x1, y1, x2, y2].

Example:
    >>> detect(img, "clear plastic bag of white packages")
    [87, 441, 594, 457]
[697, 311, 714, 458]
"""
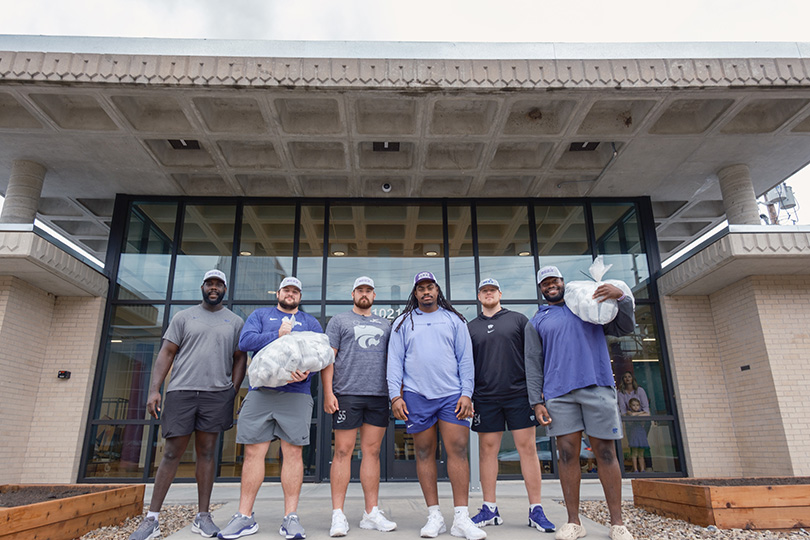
[247, 330, 335, 388]
[564, 256, 635, 325]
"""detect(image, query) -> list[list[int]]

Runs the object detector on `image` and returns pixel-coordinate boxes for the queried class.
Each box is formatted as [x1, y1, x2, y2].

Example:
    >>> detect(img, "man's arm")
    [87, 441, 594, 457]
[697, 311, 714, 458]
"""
[238, 311, 268, 352]
[453, 319, 475, 419]
[524, 320, 545, 406]
[386, 325, 409, 420]
[146, 339, 180, 419]
[321, 351, 339, 414]
[604, 295, 636, 337]
[231, 349, 247, 391]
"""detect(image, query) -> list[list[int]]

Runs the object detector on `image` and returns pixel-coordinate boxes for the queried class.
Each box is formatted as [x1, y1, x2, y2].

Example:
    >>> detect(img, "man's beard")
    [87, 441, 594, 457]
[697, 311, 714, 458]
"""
[543, 286, 565, 303]
[354, 297, 372, 309]
[203, 290, 224, 306]
[279, 296, 299, 310]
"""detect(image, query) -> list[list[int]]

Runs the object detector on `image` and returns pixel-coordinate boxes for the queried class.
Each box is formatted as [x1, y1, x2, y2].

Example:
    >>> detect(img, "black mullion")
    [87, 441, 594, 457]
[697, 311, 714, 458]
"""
[316, 202, 332, 481]
[470, 202, 481, 316]
[584, 201, 597, 259]
[526, 202, 542, 304]
[292, 202, 301, 276]
[442, 202, 451, 298]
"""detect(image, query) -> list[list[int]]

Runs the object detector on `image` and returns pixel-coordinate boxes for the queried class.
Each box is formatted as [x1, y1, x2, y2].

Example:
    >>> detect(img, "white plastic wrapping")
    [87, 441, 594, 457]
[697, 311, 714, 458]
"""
[564, 256, 634, 325]
[247, 329, 335, 388]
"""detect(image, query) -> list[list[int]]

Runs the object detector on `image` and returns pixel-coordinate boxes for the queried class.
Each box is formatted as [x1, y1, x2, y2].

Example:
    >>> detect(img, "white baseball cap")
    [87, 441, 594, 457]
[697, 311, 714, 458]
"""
[353, 276, 375, 290]
[279, 276, 302, 291]
[478, 278, 500, 291]
[202, 269, 227, 287]
[537, 266, 563, 284]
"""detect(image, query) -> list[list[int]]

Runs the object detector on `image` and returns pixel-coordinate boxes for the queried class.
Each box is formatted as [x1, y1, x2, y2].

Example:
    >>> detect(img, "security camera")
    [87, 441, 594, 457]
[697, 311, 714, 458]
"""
[381, 182, 392, 193]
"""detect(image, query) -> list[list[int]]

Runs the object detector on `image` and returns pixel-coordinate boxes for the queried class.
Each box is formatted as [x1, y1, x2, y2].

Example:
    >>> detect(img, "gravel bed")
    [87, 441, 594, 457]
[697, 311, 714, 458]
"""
[79, 504, 223, 540]
[576, 501, 810, 540]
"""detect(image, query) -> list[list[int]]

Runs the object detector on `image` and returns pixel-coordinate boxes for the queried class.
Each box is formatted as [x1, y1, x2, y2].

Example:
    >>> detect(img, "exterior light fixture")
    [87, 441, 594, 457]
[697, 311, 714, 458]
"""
[424, 244, 440, 257]
[332, 243, 348, 256]
[516, 243, 532, 256]
[240, 242, 255, 257]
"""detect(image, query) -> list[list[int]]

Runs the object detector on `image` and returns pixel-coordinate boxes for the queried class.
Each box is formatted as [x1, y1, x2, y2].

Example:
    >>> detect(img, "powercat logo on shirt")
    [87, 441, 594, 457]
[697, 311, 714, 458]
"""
[354, 324, 384, 348]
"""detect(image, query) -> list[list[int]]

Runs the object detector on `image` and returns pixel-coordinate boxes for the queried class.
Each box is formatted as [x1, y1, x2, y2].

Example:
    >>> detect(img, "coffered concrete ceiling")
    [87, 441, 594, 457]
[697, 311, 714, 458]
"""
[1, 38, 810, 263]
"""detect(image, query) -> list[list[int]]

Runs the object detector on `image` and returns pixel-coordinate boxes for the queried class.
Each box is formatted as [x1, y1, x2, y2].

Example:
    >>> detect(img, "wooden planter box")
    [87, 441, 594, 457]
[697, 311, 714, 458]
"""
[0, 483, 144, 540]
[633, 477, 810, 531]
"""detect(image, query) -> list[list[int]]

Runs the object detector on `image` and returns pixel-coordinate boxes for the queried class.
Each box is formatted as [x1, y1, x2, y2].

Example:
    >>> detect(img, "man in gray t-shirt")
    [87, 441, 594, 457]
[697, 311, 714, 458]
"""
[129, 269, 246, 540]
[322, 276, 396, 536]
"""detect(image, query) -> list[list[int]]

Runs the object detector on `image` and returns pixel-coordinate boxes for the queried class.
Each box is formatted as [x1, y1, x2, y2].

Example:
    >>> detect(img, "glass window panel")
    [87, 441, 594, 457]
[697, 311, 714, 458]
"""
[611, 305, 669, 415]
[116, 202, 177, 300]
[476, 205, 536, 300]
[297, 205, 325, 301]
[501, 303, 540, 320]
[497, 430, 554, 476]
[592, 203, 650, 299]
[534, 205, 592, 288]
[172, 205, 236, 300]
[96, 304, 165, 421]
[84, 423, 151, 478]
[454, 303, 479, 324]
[619, 419, 682, 474]
[325, 204, 445, 301]
[235, 204, 296, 300]
[447, 205, 475, 300]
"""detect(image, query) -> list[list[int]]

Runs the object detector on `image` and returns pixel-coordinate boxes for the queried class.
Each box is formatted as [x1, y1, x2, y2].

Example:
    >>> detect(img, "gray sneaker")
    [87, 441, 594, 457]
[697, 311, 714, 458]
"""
[279, 513, 306, 539]
[218, 513, 258, 539]
[192, 512, 220, 538]
[129, 516, 161, 540]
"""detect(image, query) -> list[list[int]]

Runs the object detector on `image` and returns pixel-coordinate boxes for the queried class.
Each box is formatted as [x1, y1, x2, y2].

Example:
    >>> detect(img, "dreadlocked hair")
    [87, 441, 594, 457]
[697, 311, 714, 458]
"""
[394, 283, 466, 332]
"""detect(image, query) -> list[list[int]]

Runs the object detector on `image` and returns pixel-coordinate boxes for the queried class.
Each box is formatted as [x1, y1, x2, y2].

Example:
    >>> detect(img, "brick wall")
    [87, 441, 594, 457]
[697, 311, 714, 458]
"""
[662, 294, 743, 476]
[21, 296, 105, 482]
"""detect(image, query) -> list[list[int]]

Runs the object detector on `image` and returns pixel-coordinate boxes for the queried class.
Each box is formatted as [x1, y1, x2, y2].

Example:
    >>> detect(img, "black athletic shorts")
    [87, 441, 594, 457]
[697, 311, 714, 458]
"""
[161, 387, 236, 438]
[472, 394, 539, 433]
[332, 395, 389, 430]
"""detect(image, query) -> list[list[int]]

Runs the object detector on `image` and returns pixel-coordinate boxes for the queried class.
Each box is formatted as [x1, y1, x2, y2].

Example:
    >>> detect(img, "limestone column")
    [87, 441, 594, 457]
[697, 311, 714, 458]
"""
[717, 164, 760, 225]
[1, 160, 47, 224]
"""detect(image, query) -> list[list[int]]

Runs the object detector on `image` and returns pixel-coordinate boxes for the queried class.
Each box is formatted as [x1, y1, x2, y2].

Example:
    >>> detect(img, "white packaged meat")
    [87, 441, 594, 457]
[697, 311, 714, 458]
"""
[248, 330, 335, 388]
[564, 256, 634, 325]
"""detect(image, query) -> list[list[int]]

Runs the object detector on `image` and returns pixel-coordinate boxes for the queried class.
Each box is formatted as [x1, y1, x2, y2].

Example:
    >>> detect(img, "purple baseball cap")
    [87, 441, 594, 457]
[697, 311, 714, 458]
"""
[413, 271, 437, 285]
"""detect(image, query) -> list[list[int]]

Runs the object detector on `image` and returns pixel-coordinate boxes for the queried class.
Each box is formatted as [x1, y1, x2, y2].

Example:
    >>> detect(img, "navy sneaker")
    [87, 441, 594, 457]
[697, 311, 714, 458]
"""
[528, 506, 555, 532]
[471, 506, 503, 527]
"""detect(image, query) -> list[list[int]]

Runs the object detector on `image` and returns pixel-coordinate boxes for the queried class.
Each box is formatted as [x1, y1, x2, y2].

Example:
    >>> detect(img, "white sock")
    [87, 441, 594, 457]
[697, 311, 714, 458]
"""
[454, 506, 469, 517]
[333, 508, 344, 516]
[428, 505, 441, 516]
[484, 502, 497, 511]
[146, 511, 159, 520]
[240, 513, 252, 518]
[368, 506, 379, 515]
[530, 503, 542, 511]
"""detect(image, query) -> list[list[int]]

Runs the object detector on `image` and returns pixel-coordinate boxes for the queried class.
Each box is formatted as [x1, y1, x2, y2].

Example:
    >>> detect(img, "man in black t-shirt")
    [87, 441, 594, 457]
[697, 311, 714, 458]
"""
[467, 278, 555, 534]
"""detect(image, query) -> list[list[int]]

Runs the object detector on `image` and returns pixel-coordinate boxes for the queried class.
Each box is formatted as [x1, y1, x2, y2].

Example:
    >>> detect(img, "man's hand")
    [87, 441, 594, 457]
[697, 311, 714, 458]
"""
[324, 392, 339, 414]
[286, 369, 310, 384]
[534, 403, 551, 425]
[279, 320, 293, 337]
[146, 390, 162, 419]
[455, 396, 474, 420]
[593, 283, 624, 303]
[392, 398, 409, 421]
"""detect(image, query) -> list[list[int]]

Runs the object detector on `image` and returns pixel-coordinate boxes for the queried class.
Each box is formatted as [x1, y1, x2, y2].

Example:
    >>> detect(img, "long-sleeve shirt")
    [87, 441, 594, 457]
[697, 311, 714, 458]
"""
[525, 296, 635, 405]
[387, 307, 474, 400]
[238, 306, 323, 394]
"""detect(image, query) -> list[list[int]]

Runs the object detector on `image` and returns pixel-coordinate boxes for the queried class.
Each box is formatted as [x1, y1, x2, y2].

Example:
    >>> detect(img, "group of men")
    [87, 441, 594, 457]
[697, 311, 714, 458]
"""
[129, 265, 636, 540]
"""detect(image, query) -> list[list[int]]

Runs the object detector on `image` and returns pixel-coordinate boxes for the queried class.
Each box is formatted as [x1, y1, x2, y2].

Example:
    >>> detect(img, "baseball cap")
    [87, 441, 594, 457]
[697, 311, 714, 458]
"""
[353, 276, 375, 290]
[279, 276, 302, 291]
[202, 269, 227, 287]
[413, 271, 437, 285]
[478, 278, 500, 291]
[537, 266, 563, 284]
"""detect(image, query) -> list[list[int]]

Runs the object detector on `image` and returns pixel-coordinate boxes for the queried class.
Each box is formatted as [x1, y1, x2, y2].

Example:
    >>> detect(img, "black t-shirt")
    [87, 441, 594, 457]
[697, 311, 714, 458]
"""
[467, 308, 530, 401]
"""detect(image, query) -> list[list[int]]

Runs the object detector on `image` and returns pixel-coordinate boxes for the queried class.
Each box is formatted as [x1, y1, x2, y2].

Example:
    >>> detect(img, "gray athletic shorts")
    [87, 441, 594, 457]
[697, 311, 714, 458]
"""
[546, 385, 623, 440]
[236, 388, 313, 446]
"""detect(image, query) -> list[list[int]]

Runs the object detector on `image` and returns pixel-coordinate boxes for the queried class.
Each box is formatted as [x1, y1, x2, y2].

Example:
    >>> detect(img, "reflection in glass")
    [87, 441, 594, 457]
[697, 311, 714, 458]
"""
[592, 203, 649, 299]
[236, 205, 296, 300]
[619, 419, 681, 474]
[447, 205, 475, 300]
[476, 205, 536, 300]
[117, 202, 177, 300]
[85, 423, 150, 478]
[534, 205, 592, 288]
[325, 204, 445, 301]
[96, 304, 165, 422]
[173, 205, 236, 300]
[298, 206, 325, 300]
[497, 430, 553, 476]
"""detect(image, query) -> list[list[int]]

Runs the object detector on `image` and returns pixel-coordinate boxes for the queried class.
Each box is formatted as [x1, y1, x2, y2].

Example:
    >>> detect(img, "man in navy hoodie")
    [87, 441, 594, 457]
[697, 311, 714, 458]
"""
[525, 266, 635, 540]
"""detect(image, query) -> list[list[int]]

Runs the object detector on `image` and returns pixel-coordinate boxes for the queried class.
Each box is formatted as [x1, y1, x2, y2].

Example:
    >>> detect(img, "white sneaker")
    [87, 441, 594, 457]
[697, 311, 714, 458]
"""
[609, 525, 633, 540]
[420, 512, 447, 538]
[360, 507, 397, 532]
[330, 511, 349, 537]
[450, 514, 487, 540]
[555, 522, 587, 540]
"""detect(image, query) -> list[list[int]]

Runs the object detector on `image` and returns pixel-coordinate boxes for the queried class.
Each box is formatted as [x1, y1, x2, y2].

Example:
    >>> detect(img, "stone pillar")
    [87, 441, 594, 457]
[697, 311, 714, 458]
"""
[1, 160, 47, 224]
[717, 164, 760, 225]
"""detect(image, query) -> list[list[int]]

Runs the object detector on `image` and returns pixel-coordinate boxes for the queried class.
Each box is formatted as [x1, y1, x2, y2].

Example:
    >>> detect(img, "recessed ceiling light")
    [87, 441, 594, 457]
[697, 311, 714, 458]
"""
[332, 243, 348, 257]
[569, 142, 600, 152]
[168, 139, 201, 150]
[424, 243, 440, 257]
[373, 141, 400, 152]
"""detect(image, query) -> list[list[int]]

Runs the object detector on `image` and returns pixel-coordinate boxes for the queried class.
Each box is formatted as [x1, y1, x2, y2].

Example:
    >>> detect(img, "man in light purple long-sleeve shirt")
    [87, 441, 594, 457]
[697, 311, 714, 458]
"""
[386, 271, 485, 540]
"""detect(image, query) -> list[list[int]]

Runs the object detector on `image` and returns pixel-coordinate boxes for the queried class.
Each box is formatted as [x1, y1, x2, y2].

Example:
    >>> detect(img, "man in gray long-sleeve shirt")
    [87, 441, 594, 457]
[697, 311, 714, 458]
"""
[524, 265, 636, 540]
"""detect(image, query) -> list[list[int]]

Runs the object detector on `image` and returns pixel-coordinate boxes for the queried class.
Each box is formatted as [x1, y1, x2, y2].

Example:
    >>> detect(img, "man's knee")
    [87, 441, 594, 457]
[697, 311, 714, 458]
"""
[556, 439, 580, 464]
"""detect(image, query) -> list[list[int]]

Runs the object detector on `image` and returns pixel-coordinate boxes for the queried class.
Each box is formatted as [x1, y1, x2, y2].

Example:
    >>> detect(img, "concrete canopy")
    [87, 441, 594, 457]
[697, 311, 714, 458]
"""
[1, 37, 810, 262]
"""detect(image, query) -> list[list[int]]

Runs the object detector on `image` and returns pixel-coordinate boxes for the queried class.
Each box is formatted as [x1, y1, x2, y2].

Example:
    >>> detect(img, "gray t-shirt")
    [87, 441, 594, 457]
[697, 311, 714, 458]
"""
[163, 305, 245, 392]
[325, 310, 391, 396]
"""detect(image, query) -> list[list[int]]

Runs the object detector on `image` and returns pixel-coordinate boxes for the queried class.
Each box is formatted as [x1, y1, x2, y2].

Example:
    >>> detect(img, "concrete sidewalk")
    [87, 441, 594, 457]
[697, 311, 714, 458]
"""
[154, 479, 633, 539]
